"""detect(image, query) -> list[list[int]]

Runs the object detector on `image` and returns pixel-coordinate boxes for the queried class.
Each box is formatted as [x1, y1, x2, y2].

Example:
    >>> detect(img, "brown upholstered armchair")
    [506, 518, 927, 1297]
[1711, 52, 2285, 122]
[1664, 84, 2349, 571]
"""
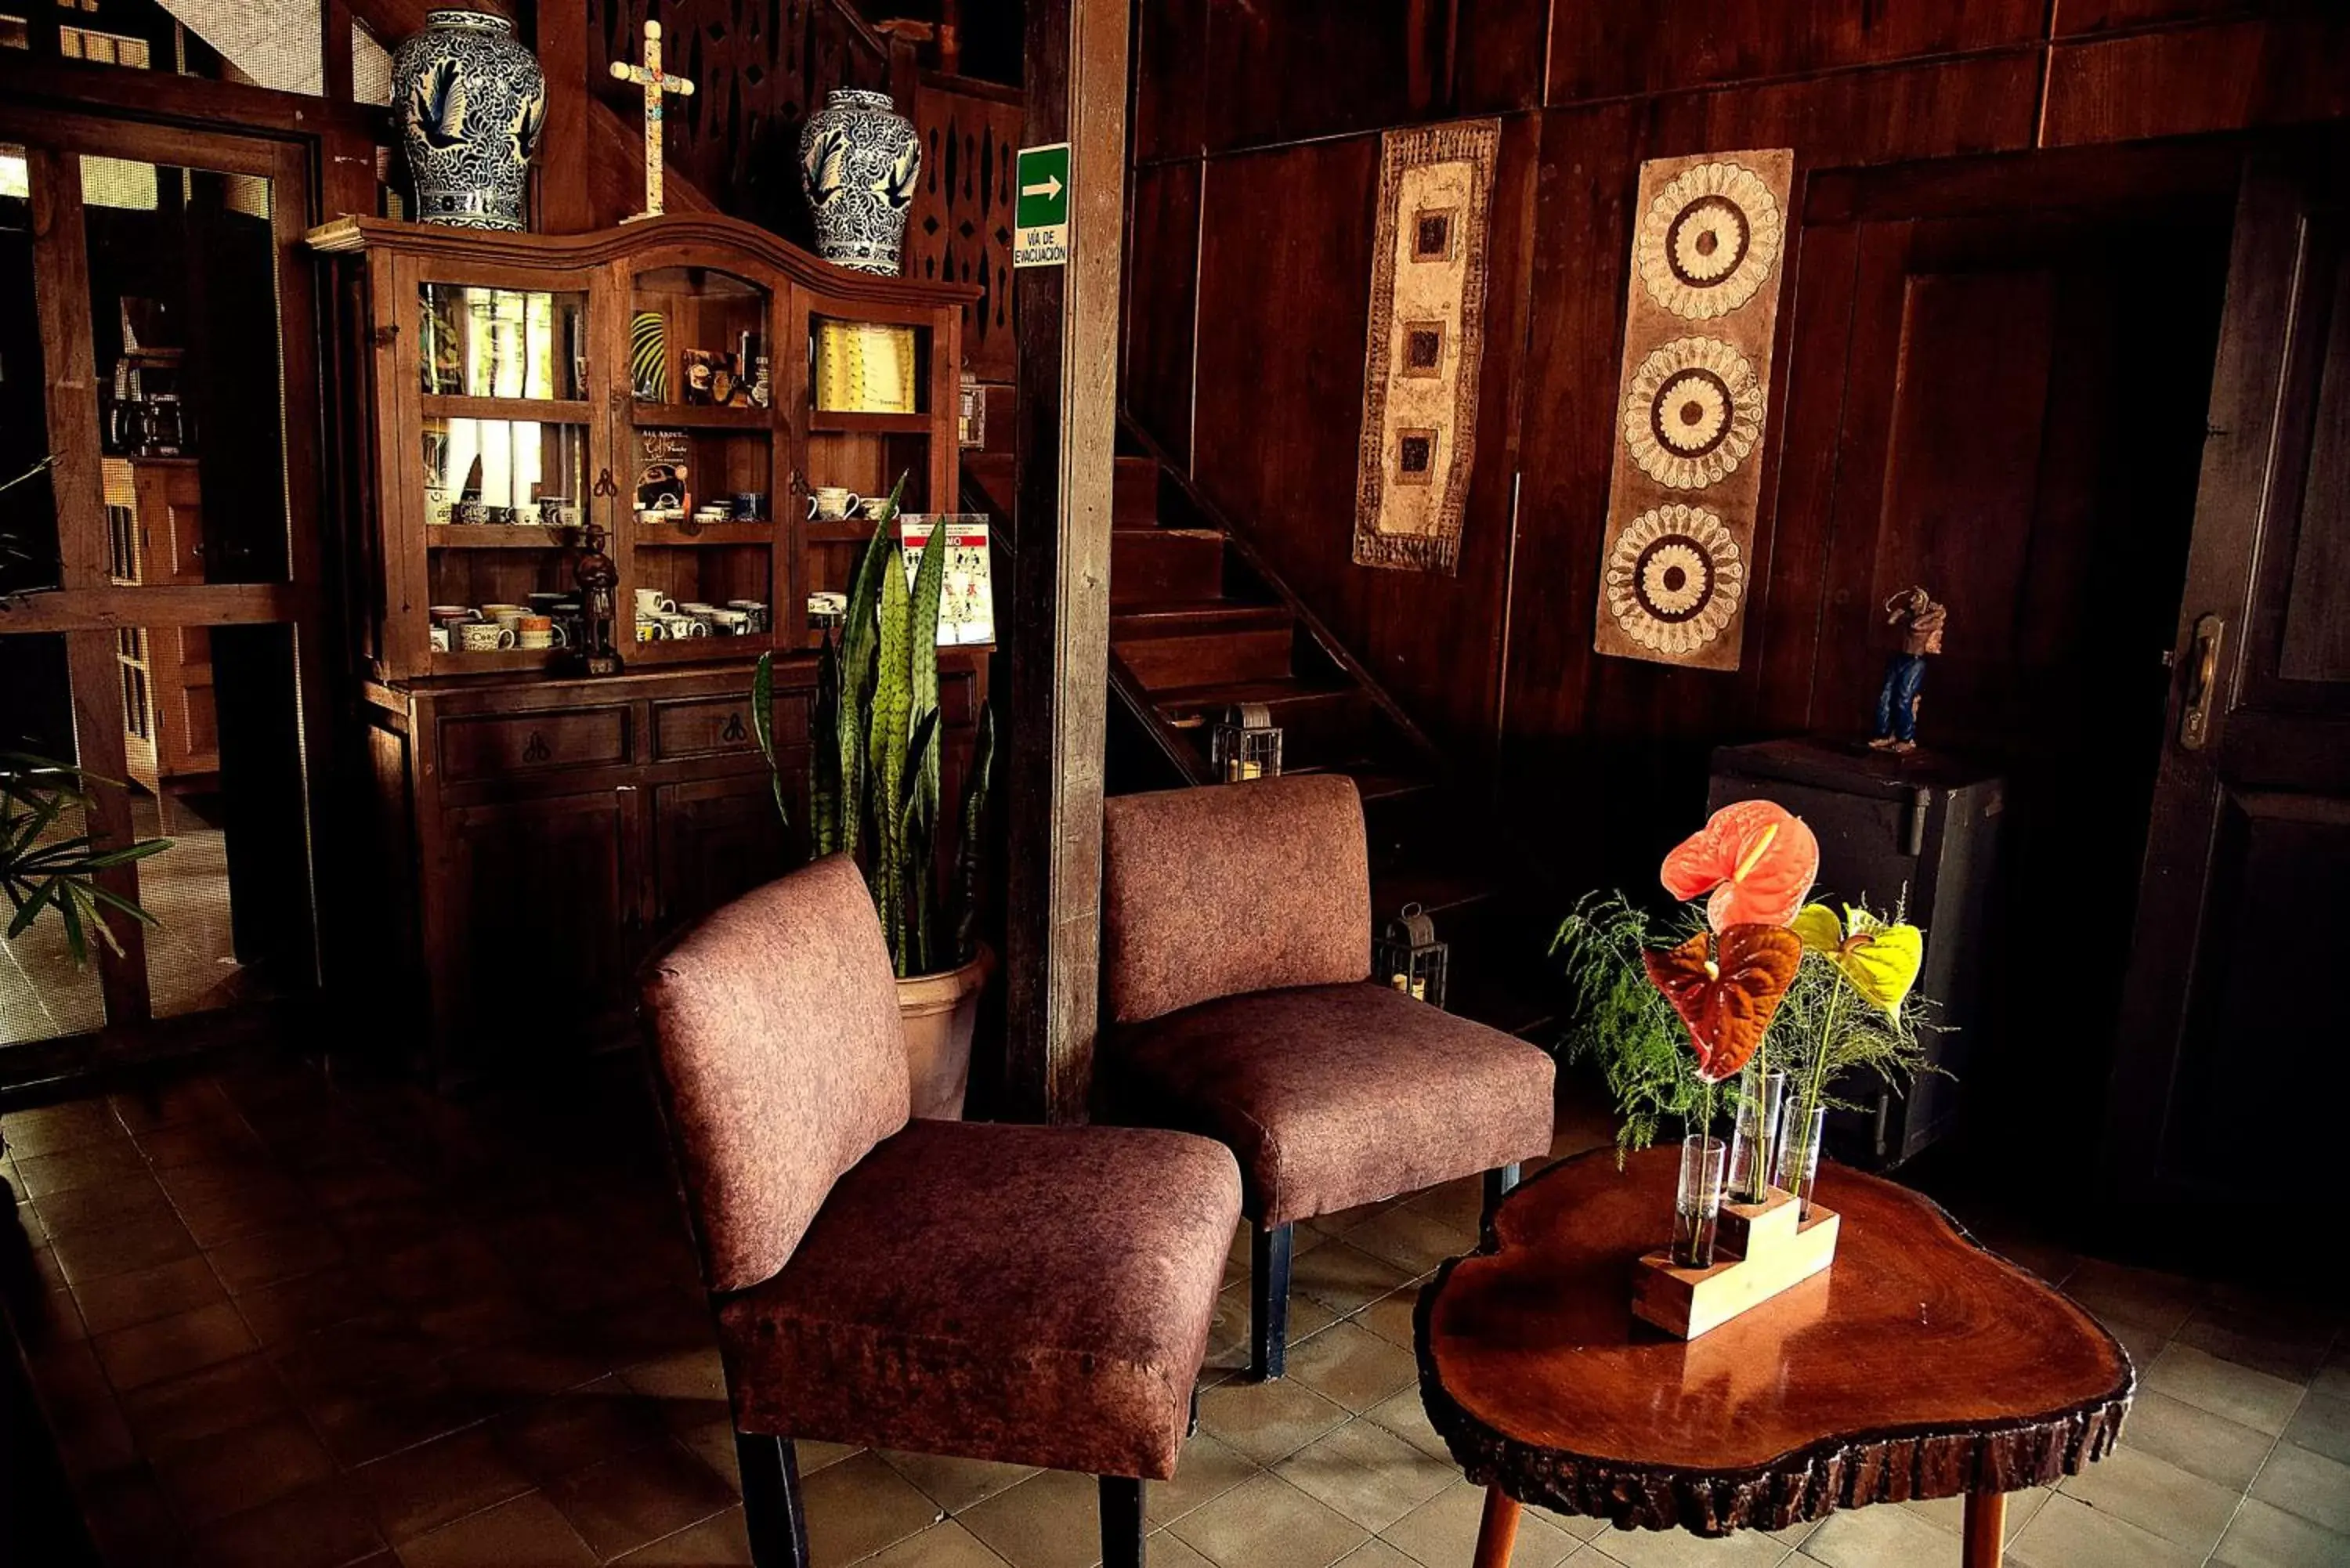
[642, 856, 1242, 1568]
[1101, 775, 1556, 1380]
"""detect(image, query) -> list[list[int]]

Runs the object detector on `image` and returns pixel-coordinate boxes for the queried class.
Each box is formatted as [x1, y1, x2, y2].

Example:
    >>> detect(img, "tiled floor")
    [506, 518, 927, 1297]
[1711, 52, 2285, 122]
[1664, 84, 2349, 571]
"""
[3, 1059, 2347, 1568]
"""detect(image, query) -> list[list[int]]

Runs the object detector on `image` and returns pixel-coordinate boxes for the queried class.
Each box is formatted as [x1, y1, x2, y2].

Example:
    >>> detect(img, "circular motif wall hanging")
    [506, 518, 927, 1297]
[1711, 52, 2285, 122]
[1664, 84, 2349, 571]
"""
[1636, 161, 1785, 320]
[1623, 337, 1764, 490]
[1605, 504, 1746, 656]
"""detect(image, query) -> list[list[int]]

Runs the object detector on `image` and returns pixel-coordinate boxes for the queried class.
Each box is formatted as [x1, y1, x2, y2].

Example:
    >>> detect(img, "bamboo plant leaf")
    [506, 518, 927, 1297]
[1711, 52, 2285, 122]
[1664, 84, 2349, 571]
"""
[836, 475, 905, 864]
[750, 652, 790, 831]
[950, 703, 995, 968]
[811, 629, 844, 856]
[905, 494, 949, 846]
[899, 707, 940, 976]
[868, 527, 913, 973]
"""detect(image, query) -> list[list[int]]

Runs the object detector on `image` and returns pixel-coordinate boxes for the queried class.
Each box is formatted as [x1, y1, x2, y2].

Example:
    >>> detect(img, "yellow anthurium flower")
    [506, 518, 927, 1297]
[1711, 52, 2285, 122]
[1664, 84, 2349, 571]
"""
[1792, 902, 1924, 1017]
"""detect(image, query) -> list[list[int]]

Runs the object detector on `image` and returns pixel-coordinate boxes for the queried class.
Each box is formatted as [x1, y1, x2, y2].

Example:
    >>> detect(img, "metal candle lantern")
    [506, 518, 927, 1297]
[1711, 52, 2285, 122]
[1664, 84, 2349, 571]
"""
[1374, 901, 1448, 1008]
[1212, 702, 1283, 783]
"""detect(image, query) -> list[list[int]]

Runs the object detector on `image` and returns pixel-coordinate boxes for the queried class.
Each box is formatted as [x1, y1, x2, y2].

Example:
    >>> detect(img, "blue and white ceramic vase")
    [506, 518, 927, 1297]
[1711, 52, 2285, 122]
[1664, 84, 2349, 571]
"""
[799, 89, 921, 275]
[392, 9, 547, 232]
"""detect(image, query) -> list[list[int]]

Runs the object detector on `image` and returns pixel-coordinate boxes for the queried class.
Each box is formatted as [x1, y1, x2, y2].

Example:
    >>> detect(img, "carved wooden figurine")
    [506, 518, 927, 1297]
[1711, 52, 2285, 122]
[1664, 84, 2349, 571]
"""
[1870, 586, 1946, 753]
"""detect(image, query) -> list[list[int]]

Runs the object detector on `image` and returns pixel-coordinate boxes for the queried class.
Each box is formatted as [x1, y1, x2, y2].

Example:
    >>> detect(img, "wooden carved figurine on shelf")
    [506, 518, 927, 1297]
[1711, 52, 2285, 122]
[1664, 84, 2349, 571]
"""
[1869, 587, 1947, 753]
[609, 19, 695, 222]
[576, 469, 624, 676]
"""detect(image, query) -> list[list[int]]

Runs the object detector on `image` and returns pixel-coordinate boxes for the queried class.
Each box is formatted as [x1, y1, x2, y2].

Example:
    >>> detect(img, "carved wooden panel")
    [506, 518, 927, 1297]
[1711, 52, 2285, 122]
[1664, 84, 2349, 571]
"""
[588, 0, 892, 236]
[910, 78, 1019, 382]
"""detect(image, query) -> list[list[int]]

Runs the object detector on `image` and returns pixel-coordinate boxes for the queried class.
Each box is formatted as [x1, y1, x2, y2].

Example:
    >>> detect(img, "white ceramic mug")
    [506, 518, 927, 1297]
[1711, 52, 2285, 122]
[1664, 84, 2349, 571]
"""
[634, 589, 677, 618]
[635, 618, 666, 642]
[430, 625, 451, 652]
[458, 622, 517, 652]
[807, 486, 862, 522]
[658, 612, 709, 639]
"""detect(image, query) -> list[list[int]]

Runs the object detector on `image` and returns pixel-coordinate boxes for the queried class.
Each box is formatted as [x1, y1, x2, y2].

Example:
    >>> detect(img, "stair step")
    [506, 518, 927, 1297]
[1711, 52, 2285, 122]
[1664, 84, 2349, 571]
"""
[1115, 456, 1159, 526]
[1115, 625, 1296, 690]
[1369, 863, 1503, 923]
[1112, 527, 1225, 605]
[1111, 599, 1290, 638]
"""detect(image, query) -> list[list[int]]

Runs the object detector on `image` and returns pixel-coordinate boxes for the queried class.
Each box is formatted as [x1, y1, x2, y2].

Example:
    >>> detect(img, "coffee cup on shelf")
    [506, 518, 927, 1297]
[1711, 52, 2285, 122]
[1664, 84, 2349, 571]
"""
[453, 500, 490, 526]
[634, 589, 677, 618]
[516, 615, 566, 650]
[428, 605, 477, 625]
[658, 612, 709, 639]
[808, 486, 862, 522]
[636, 618, 666, 642]
[458, 621, 517, 652]
[430, 625, 451, 652]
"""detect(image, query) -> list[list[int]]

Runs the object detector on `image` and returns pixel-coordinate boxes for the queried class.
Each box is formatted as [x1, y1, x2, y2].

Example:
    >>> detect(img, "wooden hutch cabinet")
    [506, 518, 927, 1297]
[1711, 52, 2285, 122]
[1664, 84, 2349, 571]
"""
[309, 214, 982, 1082]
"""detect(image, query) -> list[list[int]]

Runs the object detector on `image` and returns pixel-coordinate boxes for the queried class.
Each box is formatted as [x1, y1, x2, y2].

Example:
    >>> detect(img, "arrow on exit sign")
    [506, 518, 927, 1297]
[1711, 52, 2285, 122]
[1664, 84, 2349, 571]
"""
[1014, 143, 1070, 269]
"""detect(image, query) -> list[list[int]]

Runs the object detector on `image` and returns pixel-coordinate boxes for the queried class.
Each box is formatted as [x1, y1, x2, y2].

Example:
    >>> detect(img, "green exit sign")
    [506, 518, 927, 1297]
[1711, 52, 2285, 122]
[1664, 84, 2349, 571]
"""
[1014, 143, 1070, 269]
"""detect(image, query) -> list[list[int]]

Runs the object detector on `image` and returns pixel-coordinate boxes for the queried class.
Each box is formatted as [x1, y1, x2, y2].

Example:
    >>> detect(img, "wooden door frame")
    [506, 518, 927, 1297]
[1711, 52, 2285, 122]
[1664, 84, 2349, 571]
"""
[0, 107, 334, 1085]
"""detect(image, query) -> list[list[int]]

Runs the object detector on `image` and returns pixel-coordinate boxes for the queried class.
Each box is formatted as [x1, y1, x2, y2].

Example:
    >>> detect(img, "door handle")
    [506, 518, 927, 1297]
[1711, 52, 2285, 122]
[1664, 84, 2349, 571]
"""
[2179, 613, 2225, 751]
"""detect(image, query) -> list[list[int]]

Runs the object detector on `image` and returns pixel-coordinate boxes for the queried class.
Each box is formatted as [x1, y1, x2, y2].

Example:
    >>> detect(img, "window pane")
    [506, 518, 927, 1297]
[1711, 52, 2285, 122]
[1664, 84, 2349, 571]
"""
[421, 284, 588, 400]
[0, 634, 106, 1045]
[0, 143, 60, 598]
[83, 156, 292, 583]
[21, 0, 325, 94]
[423, 417, 588, 522]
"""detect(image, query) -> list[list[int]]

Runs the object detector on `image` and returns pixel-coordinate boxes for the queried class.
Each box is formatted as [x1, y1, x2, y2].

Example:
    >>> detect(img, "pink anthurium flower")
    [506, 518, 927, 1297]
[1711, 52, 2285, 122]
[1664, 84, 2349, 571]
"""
[1659, 800, 1820, 933]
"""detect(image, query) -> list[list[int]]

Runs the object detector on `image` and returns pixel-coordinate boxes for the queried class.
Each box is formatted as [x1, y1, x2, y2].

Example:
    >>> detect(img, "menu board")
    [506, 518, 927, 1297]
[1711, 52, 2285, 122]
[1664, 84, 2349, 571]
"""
[898, 515, 994, 646]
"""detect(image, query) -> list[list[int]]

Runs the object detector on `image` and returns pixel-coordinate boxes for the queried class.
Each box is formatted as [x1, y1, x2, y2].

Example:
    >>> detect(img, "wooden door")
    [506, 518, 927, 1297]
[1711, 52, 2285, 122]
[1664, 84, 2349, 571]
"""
[438, 789, 641, 1068]
[2102, 156, 2350, 1244]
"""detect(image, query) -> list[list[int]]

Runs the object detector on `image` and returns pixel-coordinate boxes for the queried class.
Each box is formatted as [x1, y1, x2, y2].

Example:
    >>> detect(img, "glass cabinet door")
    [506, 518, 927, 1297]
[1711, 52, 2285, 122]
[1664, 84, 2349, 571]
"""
[624, 266, 783, 659]
[415, 280, 595, 669]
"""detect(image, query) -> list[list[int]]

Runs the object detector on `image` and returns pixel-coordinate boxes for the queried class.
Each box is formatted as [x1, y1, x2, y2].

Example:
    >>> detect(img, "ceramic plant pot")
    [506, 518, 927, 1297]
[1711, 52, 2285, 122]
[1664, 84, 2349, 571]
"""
[895, 944, 992, 1120]
[392, 9, 547, 232]
[798, 89, 921, 276]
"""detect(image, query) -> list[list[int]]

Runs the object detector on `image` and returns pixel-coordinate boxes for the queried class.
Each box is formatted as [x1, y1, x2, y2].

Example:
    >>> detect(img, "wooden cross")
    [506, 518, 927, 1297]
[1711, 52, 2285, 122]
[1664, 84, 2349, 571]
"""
[609, 19, 695, 220]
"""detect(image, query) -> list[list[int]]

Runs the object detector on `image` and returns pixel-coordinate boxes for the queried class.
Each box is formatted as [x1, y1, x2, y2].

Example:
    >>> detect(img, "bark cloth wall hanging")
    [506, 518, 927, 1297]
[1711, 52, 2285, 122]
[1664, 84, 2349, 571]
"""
[1351, 118, 1501, 576]
[1595, 148, 1795, 670]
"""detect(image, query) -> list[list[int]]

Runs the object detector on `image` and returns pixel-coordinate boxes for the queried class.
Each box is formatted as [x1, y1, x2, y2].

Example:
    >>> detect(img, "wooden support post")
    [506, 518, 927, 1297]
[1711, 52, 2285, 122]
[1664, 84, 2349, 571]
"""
[1002, 0, 1128, 1122]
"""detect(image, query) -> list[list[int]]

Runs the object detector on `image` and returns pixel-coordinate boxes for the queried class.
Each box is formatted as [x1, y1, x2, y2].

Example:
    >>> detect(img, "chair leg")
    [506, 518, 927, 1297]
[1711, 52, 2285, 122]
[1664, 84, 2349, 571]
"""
[736, 1430, 810, 1568]
[1249, 1221, 1293, 1382]
[1482, 1163, 1521, 1240]
[1099, 1475, 1145, 1568]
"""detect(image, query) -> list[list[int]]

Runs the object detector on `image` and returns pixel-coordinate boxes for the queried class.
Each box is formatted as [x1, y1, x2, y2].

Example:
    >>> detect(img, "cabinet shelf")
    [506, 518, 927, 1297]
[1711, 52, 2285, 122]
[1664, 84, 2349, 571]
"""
[634, 521, 779, 547]
[422, 394, 594, 422]
[631, 400, 777, 431]
[426, 525, 581, 550]
[807, 521, 877, 545]
[808, 410, 930, 435]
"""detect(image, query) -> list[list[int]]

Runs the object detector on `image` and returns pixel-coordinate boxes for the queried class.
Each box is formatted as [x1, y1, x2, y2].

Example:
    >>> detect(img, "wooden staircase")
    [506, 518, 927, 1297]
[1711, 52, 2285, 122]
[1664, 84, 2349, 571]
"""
[968, 431, 1556, 1039]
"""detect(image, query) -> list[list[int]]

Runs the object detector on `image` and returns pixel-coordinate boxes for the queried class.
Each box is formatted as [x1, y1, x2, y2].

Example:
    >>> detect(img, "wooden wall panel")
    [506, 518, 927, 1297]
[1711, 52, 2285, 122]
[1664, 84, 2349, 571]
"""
[1132, 0, 1207, 161]
[1546, 0, 2044, 107]
[1123, 161, 1202, 464]
[1191, 119, 1538, 751]
[910, 76, 1021, 381]
[2042, 18, 2350, 146]
[1123, 0, 2350, 899]
[1644, 52, 2041, 168]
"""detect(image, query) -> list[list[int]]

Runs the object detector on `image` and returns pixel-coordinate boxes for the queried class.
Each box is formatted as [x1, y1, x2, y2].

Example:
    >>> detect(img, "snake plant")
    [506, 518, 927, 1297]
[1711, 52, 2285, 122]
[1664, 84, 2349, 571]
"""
[757, 475, 995, 977]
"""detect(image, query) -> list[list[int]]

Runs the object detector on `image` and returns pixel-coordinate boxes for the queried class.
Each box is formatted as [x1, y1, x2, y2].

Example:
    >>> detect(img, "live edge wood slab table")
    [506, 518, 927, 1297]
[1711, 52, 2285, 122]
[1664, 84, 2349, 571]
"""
[1415, 1147, 2135, 1567]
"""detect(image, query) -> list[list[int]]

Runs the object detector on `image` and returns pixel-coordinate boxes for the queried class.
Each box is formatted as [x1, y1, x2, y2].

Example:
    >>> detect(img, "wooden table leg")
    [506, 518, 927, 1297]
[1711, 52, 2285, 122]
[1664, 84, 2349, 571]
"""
[1963, 1489, 2006, 1568]
[1473, 1486, 1520, 1568]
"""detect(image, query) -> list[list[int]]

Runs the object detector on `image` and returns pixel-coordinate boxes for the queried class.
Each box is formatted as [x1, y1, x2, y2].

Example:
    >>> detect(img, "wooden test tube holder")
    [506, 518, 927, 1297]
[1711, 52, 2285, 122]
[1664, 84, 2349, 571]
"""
[1632, 1186, 1840, 1339]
